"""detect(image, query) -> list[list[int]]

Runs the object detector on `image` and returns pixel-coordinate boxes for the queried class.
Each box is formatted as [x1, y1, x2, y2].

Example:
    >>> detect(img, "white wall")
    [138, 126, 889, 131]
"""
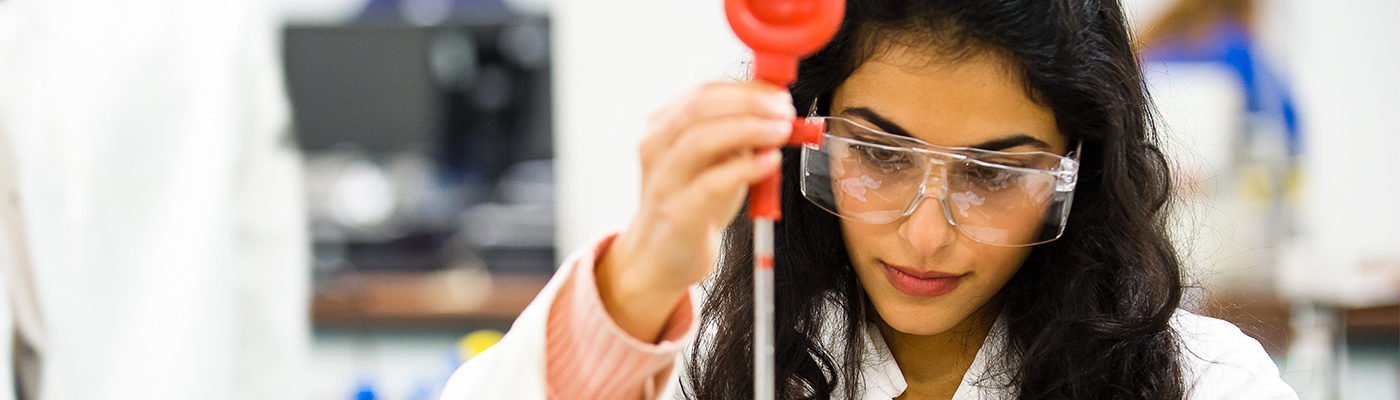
[552, 1, 748, 254]
[1276, 0, 1400, 305]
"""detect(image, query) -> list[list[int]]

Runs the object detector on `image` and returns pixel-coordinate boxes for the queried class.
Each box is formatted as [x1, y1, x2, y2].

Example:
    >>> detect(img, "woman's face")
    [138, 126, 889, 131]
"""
[833, 45, 1069, 336]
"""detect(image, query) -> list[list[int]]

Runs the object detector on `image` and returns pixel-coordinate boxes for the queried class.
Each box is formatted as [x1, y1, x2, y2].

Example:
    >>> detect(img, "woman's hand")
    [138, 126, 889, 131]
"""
[596, 82, 795, 342]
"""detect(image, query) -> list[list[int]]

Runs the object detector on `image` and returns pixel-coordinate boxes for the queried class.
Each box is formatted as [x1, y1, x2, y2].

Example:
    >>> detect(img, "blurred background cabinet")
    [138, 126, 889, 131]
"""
[282, 4, 555, 397]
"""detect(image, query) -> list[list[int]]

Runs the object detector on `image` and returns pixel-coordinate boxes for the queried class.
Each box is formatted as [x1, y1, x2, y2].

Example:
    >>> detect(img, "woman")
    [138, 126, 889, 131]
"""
[443, 0, 1297, 399]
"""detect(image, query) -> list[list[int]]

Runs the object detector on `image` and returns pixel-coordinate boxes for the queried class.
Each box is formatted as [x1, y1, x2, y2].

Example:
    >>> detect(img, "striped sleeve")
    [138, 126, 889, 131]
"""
[545, 234, 698, 399]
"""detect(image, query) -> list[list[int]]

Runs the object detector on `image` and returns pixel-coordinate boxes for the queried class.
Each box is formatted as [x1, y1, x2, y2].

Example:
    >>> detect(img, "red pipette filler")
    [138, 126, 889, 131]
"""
[724, 0, 843, 398]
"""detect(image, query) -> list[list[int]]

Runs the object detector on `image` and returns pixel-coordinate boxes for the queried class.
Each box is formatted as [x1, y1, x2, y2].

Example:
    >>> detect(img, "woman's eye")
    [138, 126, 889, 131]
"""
[854, 145, 911, 168]
[965, 163, 1017, 188]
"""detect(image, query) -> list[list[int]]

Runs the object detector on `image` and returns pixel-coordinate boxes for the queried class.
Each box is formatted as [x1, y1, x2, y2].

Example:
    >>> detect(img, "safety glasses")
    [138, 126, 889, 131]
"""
[798, 116, 1081, 247]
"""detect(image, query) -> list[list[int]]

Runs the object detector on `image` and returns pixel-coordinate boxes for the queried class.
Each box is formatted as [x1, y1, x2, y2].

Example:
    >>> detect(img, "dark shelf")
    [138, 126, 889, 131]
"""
[1202, 292, 1399, 355]
[313, 270, 549, 329]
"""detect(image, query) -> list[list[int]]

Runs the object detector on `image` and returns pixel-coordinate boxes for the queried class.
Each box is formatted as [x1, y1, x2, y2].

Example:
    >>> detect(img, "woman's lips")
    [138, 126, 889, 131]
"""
[880, 261, 966, 298]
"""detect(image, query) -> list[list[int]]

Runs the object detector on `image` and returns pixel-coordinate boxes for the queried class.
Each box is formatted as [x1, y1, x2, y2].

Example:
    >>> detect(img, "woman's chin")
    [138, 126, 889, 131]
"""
[874, 304, 964, 336]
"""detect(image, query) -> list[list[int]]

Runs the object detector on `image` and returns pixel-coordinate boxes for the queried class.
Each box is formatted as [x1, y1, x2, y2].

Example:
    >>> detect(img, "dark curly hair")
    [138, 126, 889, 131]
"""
[682, 0, 1185, 399]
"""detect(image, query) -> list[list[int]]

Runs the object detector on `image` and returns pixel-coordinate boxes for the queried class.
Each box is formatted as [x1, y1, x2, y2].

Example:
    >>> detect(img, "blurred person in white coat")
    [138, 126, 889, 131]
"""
[0, 0, 309, 399]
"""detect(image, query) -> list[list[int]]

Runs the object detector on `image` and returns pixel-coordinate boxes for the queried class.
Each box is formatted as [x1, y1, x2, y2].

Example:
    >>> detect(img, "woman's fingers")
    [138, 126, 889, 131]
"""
[640, 82, 794, 173]
[664, 148, 783, 229]
[620, 148, 780, 292]
[650, 115, 791, 189]
[618, 81, 795, 292]
[594, 82, 797, 344]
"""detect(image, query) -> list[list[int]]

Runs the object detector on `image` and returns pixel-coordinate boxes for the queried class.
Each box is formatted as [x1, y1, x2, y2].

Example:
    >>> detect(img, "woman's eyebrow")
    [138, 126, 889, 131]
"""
[840, 107, 915, 138]
[840, 106, 1052, 151]
[971, 135, 1052, 152]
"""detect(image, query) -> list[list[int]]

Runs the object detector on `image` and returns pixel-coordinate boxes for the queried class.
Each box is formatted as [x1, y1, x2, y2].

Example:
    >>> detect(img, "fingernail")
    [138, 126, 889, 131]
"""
[767, 119, 792, 133]
[769, 92, 795, 116]
[761, 149, 782, 166]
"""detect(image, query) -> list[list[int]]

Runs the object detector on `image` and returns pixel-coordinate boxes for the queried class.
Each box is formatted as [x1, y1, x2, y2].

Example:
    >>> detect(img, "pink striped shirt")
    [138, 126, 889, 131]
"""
[545, 234, 698, 399]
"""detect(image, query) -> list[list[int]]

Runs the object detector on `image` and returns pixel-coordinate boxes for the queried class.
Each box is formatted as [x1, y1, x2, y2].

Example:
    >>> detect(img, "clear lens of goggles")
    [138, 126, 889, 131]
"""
[799, 117, 1080, 247]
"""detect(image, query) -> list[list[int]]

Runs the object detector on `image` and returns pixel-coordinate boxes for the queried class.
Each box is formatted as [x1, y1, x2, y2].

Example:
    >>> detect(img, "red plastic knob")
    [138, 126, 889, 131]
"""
[725, 0, 844, 86]
[788, 118, 826, 147]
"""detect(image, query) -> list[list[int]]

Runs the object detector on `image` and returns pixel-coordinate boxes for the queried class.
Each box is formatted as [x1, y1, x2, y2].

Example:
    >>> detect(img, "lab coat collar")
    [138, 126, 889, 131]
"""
[857, 323, 906, 399]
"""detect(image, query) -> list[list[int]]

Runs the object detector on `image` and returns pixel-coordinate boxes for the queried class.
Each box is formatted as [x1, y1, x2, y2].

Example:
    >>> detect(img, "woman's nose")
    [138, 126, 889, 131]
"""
[898, 197, 957, 255]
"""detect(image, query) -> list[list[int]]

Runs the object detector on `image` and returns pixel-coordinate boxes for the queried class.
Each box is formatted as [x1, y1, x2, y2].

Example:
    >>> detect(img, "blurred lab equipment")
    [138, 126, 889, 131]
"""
[284, 7, 558, 397]
[1139, 0, 1400, 398]
[284, 14, 556, 284]
[287, 13, 554, 290]
[1140, 0, 1301, 303]
[285, 9, 557, 334]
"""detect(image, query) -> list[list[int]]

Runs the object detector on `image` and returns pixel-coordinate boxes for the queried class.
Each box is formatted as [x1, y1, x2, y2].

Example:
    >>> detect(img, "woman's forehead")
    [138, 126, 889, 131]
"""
[830, 47, 1066, 153]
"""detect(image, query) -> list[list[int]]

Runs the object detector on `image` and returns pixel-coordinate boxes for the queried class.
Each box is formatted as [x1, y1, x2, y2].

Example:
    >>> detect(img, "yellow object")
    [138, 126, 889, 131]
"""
[458, 329, 505, 361]
[1282, 163, 1305, 205]
[1237, 164, 1274, 207]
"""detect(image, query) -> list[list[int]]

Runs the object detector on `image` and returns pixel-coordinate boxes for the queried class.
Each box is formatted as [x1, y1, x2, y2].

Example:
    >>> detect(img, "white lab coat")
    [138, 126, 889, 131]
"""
[442, 241, 1299, 399]
[0, 0, 309, 398]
